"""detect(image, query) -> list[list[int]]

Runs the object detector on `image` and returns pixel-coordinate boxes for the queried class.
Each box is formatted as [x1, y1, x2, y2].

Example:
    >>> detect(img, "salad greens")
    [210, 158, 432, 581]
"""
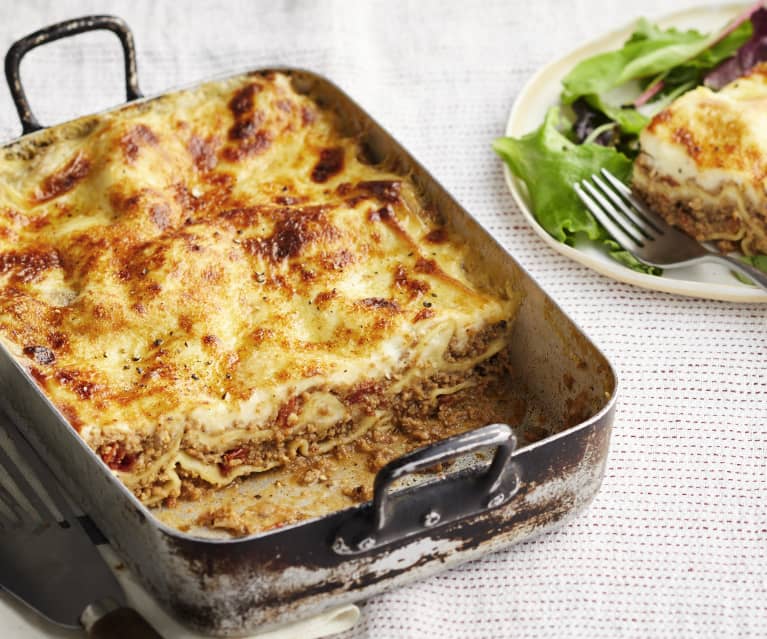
[561, 18, 751, 107]
[495, 7, 767, 277]
[706, 7, 767, 88]
[734, 255, 767, 285]
[492, 108, 629, 243]
[492, 109, 657, 274]
[563, 15, 753, 146]
[582, 94, 648, 136]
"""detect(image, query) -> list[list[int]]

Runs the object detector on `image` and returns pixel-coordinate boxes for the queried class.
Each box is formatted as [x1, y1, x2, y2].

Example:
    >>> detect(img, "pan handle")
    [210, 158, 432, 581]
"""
[4, 15, 142, 134]
[333, 423, 521, 555]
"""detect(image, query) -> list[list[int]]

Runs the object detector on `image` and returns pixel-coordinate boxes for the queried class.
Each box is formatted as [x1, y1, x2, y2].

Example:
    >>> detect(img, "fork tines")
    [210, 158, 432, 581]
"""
[574, 169, 665, 250]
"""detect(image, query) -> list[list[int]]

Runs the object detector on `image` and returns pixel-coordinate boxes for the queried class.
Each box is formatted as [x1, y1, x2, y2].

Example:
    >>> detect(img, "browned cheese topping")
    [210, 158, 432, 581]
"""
[633, 62, 767, 254]
[0, 72, 521, 506]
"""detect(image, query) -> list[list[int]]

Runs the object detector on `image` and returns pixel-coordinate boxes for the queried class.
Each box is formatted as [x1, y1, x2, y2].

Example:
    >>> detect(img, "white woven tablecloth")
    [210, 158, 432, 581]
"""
[0, 1, 765, 638]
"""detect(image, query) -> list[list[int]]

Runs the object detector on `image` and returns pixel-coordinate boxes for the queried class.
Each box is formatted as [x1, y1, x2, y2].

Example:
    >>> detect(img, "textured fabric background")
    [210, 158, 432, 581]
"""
[0, 1, 765, 638]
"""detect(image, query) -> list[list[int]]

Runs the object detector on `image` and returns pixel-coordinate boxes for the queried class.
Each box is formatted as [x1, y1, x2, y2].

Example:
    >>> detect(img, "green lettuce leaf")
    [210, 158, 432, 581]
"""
[662, 20, 752, 92]
[743, 255, 767, 271]
[584, 94, 648, 134]
[563, 19, 750, 136]
[733, 255, 767, 285]
[493, 107, 660, 274]
[562, 19, 711, 104]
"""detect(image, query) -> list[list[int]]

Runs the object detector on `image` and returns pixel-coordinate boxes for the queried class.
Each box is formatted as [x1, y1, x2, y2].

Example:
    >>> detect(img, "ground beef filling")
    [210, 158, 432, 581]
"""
[93, 425, 178, 484]
[632, 154, 767, 255]
[176, 349, 515, 499]
[446, 321, 508, 361]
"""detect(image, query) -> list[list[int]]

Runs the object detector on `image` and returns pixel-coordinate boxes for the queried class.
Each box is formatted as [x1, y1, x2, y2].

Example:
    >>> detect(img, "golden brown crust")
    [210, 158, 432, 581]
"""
[0, 72, 521, 505]
[633, 63, 767, 255]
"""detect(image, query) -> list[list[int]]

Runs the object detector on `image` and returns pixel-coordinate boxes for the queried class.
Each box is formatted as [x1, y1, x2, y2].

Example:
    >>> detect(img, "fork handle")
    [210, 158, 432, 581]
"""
[712, 255, 767, 292]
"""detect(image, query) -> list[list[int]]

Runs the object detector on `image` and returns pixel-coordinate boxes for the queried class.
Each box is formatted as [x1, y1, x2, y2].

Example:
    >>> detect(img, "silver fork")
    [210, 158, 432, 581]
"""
[574, 169, 767, 292]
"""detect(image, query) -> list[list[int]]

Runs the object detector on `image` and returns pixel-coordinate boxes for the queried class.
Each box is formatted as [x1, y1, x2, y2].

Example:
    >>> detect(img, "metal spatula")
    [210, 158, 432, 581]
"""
[0, 408, 163, 638]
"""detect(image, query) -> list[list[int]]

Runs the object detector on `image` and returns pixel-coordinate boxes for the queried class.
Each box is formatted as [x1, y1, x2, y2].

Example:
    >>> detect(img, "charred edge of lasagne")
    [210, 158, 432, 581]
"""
[632, 153, 767, 255]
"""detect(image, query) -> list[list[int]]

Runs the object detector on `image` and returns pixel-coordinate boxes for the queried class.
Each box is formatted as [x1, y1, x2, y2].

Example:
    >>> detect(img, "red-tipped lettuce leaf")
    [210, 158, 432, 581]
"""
[705, 7, 767, 89]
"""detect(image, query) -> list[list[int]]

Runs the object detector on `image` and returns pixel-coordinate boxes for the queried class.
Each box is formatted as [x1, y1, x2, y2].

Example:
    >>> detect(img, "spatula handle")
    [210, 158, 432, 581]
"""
[84, 605, 163, 639]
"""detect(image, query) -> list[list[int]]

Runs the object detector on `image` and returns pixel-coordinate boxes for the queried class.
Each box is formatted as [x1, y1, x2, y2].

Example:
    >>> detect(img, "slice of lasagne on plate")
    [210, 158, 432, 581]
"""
[633, 62, 767, 255]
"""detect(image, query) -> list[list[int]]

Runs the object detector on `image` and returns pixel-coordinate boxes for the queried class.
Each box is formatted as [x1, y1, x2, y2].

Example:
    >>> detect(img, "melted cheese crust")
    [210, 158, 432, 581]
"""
[0, 72, 520, 504]
[634, 63, 767, 254]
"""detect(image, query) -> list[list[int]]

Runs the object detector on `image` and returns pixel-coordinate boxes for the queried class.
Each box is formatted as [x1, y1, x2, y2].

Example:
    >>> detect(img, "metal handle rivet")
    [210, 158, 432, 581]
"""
[332, 537, 350, 554]
[356, 536, 376, 551]
[423, 510, 441, 527]
[487, 492, 505, 509]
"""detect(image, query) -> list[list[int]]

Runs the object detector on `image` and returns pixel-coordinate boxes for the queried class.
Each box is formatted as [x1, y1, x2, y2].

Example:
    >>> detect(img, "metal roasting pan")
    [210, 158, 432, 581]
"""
[0, 15, 617, 636]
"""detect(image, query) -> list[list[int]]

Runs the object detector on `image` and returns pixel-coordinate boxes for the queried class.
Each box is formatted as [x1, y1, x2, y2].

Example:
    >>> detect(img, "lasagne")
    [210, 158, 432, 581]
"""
[0, 72, 521, 506]
[633, 62, 767, 255]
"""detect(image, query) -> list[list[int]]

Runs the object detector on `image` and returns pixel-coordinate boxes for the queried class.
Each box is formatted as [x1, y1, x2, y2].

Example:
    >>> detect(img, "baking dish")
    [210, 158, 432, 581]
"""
[0, 15, 617, 636]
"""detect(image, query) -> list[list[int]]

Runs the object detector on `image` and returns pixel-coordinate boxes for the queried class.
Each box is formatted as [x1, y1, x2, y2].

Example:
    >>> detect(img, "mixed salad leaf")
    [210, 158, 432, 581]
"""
[706, 6, 767, 88]
[496, 6, 767, 276]
[735, 255, 767, 285]
[492, 109, 658, 274]
[560, 18, 751, 107]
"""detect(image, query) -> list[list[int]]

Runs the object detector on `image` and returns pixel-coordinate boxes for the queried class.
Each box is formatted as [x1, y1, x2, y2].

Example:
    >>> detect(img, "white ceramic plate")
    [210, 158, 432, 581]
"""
[502, 3, 767, 303]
